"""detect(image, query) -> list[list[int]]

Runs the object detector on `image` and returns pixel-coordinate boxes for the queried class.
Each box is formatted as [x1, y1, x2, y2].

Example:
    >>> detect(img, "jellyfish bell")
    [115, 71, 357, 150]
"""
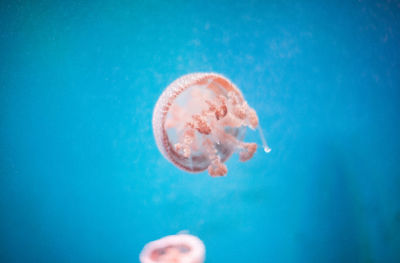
[152, 73, 270, 177]
[139, 234, 205, 263]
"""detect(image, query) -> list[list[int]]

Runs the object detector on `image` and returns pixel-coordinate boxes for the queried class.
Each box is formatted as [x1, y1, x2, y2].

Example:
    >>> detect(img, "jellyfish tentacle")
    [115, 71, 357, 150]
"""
[239, 142, 258, 162]
[212, 125, 258, 162]
[226, 92, 259, 129]
[203, 93, 260, 164]
[203, 139, 227, 177]
[257, 125, 271, 153]
[192, 114, 212, 135]
[247, 107, 259, 129]
[174, 127, 195, 158]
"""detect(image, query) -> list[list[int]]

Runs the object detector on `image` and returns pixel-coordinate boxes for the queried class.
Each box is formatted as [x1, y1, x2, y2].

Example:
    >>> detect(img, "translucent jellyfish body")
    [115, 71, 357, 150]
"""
[153, 73, 270, 177]
[140, 234, 205, 263]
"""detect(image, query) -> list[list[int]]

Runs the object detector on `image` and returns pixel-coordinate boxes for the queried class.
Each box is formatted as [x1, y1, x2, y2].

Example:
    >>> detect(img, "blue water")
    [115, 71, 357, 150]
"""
[1, 0, 399, 262]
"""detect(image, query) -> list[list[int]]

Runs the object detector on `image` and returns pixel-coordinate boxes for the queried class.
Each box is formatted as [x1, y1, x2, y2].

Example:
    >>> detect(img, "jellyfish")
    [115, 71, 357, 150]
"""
[152, 73, 270, 177]
[139, 233, 205, 263]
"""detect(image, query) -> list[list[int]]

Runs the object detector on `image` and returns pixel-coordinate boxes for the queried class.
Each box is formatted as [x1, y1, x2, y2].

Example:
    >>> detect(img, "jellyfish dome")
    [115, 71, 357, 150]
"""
[139, 234, 205, 263]
[153, 73, 269, 177]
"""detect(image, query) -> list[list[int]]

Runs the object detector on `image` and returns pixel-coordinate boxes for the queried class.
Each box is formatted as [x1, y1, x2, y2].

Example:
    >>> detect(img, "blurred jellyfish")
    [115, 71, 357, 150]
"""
[153, 73, 270, 177]
[140, 233, 205, 263]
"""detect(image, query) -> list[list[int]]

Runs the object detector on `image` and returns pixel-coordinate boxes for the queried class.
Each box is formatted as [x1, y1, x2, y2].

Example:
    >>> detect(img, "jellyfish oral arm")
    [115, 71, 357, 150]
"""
[172, 87, 260, 176]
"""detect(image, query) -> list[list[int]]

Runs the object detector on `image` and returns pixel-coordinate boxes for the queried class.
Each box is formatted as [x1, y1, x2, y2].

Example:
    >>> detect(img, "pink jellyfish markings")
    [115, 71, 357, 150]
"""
[140, 233, 205, 263]
[152, 73, 270, 177]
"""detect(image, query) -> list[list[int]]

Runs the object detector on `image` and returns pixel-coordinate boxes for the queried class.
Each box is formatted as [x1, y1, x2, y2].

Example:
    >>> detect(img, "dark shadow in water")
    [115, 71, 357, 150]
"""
[298, 142, 372, 263]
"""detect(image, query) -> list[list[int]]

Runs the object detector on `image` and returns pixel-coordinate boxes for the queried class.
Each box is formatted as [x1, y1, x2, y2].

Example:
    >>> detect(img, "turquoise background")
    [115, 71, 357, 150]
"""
[1, 0, 399, 262]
